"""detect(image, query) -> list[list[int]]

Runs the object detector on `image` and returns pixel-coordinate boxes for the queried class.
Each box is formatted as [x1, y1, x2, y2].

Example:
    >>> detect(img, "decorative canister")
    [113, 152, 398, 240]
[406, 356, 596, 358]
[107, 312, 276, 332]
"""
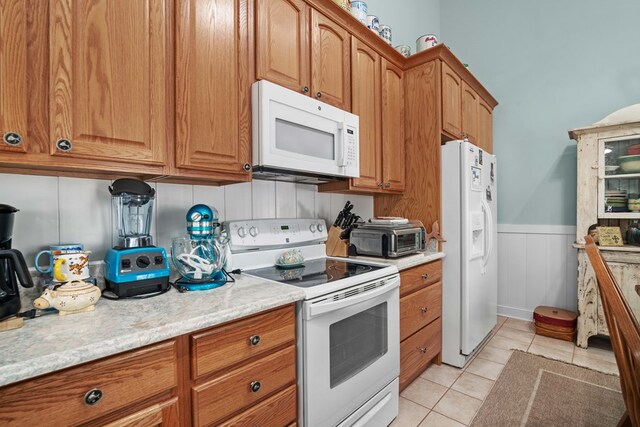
[366, 15, 380, 33]
[349, 1, 367, 25]
[379, 24, 392, 45]
[395, 45, 411, 58]
[416, 34, 438, 52]
[332, 0, 350, 10]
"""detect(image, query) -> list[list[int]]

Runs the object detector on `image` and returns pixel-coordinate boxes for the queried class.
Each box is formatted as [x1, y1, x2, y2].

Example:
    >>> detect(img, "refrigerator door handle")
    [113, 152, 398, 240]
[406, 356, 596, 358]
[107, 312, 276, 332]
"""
[481, 199, 493, 268]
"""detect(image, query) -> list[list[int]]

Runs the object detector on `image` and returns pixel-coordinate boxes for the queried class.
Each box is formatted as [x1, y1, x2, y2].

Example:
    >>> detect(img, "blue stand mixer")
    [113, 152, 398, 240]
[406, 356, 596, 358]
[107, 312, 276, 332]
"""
[171, 204, 229, 291]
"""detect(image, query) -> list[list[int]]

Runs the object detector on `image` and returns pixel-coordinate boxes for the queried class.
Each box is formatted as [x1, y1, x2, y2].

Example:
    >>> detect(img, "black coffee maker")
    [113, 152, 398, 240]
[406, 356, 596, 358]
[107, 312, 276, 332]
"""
[0, 204, 33, 320]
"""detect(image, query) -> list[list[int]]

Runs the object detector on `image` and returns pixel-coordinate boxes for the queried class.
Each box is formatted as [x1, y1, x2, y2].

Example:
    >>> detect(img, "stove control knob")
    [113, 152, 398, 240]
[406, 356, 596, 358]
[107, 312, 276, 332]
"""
[309, 224, 317, 233]
[237, 227, 247, 238]
[249, 226, 259, 237]
[317, 223, 324, 232]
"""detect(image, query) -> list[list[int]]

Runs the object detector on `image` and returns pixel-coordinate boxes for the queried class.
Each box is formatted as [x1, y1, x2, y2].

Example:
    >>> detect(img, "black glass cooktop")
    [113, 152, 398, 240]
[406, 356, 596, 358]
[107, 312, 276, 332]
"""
[245, 258, 384, 288]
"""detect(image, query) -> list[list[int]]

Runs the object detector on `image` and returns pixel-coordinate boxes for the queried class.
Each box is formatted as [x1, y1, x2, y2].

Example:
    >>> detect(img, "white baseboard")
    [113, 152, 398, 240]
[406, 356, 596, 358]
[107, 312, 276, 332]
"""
[498, 305, 533, 321]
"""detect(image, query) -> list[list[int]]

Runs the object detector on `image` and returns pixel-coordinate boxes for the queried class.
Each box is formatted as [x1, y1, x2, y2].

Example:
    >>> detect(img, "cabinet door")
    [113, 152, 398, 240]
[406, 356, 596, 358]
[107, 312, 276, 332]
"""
[478, 98, 493, 153]
[256, 0, 309, 94]
[175, 0, 250, 175]
[49, 0, 169, 166]
[350, 38, 381, 190]
[441, 61, 462, 139]
[0, 0, 28, 154]
[461, 81, 479, 145]
[381, 58, 404, 192]
[310, 10, 350, 110]
[103, 397, 180, 427]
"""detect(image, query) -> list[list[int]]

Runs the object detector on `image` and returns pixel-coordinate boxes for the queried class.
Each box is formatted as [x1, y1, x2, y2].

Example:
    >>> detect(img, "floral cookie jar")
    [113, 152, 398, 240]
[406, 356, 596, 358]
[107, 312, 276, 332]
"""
[33, 280, 101, 315]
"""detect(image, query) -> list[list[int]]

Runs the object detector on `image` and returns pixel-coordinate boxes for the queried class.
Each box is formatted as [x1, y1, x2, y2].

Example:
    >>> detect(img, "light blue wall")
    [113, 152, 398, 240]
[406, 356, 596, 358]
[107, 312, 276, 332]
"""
[365, 0, 640, 225]
[439, 0, 640, 225]
[363, 0, 439, 54]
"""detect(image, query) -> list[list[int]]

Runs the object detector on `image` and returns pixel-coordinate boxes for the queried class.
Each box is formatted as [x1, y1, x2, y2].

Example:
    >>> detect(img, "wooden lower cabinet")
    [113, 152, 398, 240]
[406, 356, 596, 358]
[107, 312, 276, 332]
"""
[0, 304, 298, 426]
[399, 262, 443, 391]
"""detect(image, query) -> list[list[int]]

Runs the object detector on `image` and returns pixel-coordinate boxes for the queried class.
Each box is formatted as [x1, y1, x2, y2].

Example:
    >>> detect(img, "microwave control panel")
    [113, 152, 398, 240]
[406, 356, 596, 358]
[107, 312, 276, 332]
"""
[345, 127, 357, 167]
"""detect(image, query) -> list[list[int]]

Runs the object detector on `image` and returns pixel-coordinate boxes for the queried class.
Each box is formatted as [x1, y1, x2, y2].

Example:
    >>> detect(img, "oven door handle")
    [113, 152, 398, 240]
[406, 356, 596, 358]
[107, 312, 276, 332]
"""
[305, 277, 399, 319]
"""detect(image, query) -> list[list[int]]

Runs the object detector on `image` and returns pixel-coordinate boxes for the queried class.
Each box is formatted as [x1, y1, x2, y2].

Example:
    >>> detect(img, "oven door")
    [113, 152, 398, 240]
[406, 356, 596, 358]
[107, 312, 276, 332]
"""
[300, 275, 400, 427]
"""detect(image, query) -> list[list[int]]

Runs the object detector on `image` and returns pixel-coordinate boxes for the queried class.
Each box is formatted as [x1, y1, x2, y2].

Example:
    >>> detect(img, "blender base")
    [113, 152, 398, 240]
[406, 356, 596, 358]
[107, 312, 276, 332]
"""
[104, 276, 170, 298]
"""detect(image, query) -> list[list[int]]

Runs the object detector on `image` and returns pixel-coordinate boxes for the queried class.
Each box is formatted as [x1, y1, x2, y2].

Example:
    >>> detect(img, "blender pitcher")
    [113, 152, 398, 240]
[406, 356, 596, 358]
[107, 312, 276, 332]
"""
[109, 178, 156, 248]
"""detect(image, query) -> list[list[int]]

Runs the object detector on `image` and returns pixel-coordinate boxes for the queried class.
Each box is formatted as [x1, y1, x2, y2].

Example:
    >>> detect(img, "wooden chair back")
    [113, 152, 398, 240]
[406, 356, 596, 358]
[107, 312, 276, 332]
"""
[584, 235, 640, 426]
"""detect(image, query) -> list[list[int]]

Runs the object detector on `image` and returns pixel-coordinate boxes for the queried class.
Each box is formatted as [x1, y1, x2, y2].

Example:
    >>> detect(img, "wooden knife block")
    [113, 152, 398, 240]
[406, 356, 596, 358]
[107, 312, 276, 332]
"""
[326, 226, 349, 258]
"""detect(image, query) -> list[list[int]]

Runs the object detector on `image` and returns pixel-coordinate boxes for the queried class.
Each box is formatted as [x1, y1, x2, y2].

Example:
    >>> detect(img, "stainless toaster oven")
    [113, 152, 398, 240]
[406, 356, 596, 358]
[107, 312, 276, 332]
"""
[349, 221, 426, 258]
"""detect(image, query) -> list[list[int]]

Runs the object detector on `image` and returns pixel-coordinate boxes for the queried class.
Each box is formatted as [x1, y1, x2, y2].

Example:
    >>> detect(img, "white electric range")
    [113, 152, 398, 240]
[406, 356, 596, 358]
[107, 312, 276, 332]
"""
[225, 218, 400, 427]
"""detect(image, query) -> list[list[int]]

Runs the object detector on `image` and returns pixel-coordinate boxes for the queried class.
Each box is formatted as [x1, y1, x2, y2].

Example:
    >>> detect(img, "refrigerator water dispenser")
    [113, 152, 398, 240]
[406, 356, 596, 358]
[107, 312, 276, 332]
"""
[470, 211, 485, 259]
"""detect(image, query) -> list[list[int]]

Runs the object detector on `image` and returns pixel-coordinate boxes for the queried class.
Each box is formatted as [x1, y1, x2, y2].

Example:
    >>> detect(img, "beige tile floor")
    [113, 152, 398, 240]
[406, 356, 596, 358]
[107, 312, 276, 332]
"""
[391, 316, 618, 427]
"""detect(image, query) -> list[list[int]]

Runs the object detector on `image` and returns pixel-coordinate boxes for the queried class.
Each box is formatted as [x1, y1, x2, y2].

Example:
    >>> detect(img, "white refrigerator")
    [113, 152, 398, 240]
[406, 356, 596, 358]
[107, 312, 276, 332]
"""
[441, 140, 498, 368]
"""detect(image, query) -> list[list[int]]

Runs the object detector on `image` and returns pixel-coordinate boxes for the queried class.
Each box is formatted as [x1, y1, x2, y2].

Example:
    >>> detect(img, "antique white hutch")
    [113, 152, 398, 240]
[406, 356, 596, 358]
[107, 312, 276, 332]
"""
[569, 104, 640, 348]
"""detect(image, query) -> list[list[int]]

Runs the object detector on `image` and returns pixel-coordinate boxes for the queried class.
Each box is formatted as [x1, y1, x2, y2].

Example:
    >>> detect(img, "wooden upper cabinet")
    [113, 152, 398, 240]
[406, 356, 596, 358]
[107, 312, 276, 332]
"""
[310, 10, 351, 110]
[0, 0, 28, 154]
[256, 0, 309, 94]
[478, 98, 493, 153]
[350, 38, 381, 190]
[49, 0, 169, 166]
[441, 61, 462, 139]
[381, 58, 404, 192]
[461, 81, 479, 145]
[175, 0, 250, 177]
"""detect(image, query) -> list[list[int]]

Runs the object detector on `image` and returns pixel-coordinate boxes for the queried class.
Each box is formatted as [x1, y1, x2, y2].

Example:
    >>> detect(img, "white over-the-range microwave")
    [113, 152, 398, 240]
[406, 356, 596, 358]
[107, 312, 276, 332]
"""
[252, 80, 360, 183]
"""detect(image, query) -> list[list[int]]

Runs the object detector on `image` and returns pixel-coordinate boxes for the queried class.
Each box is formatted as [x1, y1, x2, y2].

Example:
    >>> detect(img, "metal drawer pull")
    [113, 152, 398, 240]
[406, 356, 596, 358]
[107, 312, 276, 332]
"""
[419, 347, 428, 354]
[249, 335, 261, 346]
[303, 86, 309, 93]
[250, 381, 262, 393]
[421, 273, 429, 280]
[84, 388, 103, 406]
[3, 132, 22, 146]
[384, 182, 391, 188]
[316, 92, 322, 99]
[420, 307, 428, 313]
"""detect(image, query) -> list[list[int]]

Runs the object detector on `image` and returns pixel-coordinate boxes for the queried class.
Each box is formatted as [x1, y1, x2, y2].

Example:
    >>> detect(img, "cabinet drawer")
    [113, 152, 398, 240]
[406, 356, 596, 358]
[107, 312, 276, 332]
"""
[218, 384, 297, 427]
[102, 397, 179, 427]
[0, 340, 177, 426]
[192, 345, 296, 427]
[400, 281, 442, 341]
[191, 305, 295, 379]
[400, 260, 442, 297]
[400, 318, 441, 391]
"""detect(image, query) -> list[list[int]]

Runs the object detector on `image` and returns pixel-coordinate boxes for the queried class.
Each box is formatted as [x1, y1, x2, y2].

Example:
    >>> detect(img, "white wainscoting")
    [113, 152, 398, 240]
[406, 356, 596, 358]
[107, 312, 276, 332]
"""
[497, 224, 578, 320]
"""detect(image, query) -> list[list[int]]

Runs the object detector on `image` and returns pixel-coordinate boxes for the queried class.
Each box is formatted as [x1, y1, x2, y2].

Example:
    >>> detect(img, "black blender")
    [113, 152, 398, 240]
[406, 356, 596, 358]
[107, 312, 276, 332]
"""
[103, 179, 170, 298]
[0, 205, 34, 319]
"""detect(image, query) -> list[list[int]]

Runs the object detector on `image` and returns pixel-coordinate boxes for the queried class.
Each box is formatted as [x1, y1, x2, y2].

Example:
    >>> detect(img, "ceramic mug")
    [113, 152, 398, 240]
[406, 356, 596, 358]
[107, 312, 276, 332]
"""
[35, 244, 85, 275]
[52, 251, 91, 282]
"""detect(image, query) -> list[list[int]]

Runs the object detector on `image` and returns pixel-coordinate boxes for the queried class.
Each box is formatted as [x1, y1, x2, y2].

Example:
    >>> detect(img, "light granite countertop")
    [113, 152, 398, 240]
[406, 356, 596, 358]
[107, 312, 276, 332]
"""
[349, 251, 445, 271]
[0, 274, 305, 388]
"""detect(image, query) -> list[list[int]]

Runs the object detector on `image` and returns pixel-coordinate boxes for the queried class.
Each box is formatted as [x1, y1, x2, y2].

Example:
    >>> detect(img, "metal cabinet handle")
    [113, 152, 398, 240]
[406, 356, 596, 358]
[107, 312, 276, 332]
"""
[418, 347, 428, 354]
[84, 388, 103, 406]
[249, 335, 261, 346]
[250, 381, 262, 393]
[384, 182, 391, 189]
[316, 92, 322, 99]
[303, 86, 310, 93]
[243, 163, 251, 172]
[3, 132, 22, 146]
[376, 182, 384, 188]
[420, 307, 428, 313]
[421, 273, 429, 280]
[56, 139, 72, 152]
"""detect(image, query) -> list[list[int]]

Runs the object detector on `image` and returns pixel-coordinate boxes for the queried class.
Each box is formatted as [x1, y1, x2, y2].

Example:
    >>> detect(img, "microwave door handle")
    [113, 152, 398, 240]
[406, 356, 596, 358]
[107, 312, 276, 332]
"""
[337, 122, 347, 167]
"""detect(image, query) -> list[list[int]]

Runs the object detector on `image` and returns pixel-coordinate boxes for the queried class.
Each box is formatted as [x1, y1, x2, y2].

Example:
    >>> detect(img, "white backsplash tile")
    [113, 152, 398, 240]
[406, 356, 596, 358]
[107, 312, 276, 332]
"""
[275, 181, 297, 218]
[296, 184, 316, 218]
[1, 173, 372, 264]
[0, 174, 59, 263]
[224, 182, 252, 221]
[252, 180, 276, 219]
[155, 183, 194, 252]
[193, 185, 226, 222]
[59, 177, 112, 261]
